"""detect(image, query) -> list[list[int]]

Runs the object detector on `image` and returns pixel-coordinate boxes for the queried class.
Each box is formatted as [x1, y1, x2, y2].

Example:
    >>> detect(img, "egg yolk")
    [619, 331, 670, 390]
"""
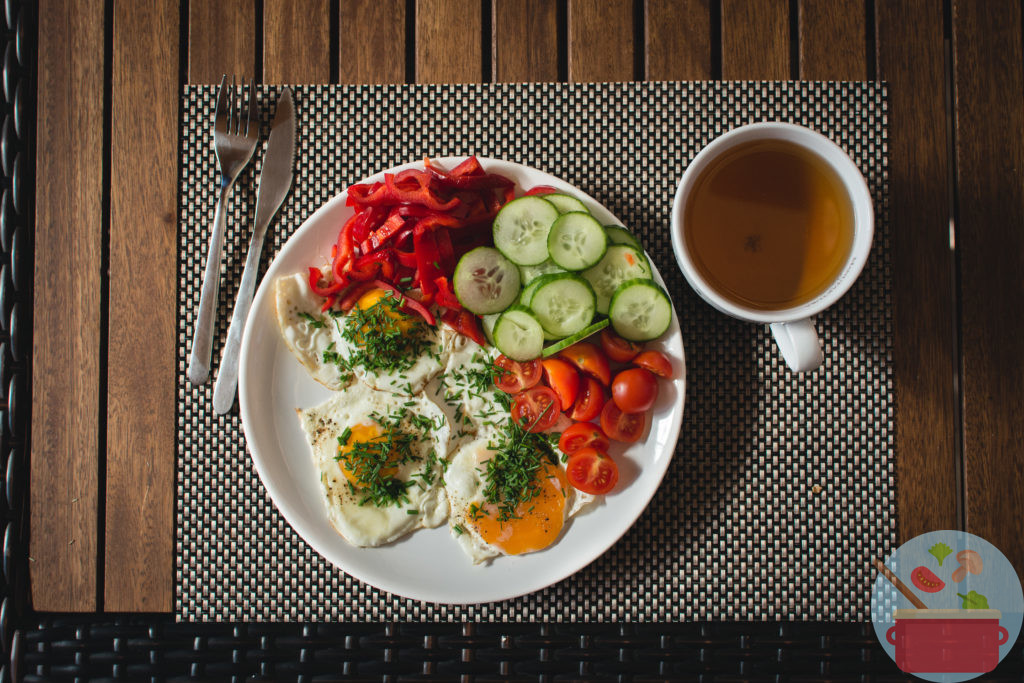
[354, 288, 417, 337]
[337, 422, 398, 487]
[472, 463, 569, 555]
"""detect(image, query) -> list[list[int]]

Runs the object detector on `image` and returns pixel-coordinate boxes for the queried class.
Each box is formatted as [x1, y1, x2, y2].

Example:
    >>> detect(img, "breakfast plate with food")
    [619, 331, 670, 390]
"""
[238, 157, 685, 604]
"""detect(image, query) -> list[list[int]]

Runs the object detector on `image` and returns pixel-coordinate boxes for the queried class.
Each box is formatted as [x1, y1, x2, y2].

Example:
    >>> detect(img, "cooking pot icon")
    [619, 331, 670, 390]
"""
[886, 609, 1009, 674]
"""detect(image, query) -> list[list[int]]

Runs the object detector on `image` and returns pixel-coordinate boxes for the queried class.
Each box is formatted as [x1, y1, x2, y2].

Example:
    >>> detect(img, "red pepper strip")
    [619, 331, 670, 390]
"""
[395, 249, 418, 268]
[370, 279, 436, 326]
[334, 212, 360, 267]
[309, 266, 345, 297]
[442, 309, 487, 346]
[347, 250, 396, 282]
[413, 227, 443, 296]
[449, 156, 483, 177]
[502, 185, 515, 204]
[346, 181, 384, 207]
[350, 206, 383, 244]
[435, 229, 454, 271]
[349, 173, 460, 212]
[320, 293, 337, 312]
[524, 184, 561, 196]
[338, 281, 379, 311]
[424, 161, 514, 191]
[433, 276, 462, 310]
[365, 211, 407, 251]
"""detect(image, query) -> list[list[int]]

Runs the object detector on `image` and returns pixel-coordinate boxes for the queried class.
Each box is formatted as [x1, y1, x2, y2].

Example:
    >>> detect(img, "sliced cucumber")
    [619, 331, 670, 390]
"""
[492, 196, 559, 266]
[541, 319, 610, 357]
[529, 274, 597, 338]
[493, 306, 545, 361]
[581, 245, 652, 315]
[608, 279, 673, 342]
[605, 225, 643, 251]
[453, 247, 522, 315]
[547, 212, 608, 271]
[542, 193, 589, 214]
[482, 313, 500, 345]
[519, 278, 544, 306]
[518, 259, 566, 285]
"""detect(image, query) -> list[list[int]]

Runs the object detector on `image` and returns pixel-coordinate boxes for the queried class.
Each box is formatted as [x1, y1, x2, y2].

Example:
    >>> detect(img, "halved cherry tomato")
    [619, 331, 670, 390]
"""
[494, 355, 542, 394]
[524, 184, 561, 196]
[511, 386, 560, 432]
[559, 422, 611, 455]
[558, 342, 611, 386]
[633, 350, 673, 378]
[600, 400, 645, 443]
[611, 368, 658, 414]
[566, 447, 619, 494]
[541, 358, 580, 411]
[569, 375, 605, 422]
[600, 328, 643, 363]
[910, 566, 945, 593]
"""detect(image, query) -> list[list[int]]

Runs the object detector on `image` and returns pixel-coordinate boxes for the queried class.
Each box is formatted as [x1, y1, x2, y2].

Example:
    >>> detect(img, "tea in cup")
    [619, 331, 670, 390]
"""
[670, 122, 873, 372]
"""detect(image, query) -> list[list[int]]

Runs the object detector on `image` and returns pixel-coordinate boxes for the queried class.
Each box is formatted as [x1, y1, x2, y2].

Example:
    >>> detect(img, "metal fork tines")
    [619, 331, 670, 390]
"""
[187, 75, 260, 385]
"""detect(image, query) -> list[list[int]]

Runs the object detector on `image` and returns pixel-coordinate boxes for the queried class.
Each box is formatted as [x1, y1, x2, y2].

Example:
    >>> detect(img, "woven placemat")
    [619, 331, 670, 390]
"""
[175, 81, 892, 622]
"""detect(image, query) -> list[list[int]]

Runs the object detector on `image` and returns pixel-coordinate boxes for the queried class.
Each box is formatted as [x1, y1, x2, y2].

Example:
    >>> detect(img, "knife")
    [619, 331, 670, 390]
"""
[212, 87, 296, 414]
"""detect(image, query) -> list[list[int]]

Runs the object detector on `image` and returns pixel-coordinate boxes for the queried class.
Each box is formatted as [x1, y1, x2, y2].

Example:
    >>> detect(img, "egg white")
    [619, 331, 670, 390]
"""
[445, 431, 594, 564]
[426, 335, 507, 447]
[297, 382, 451, 547]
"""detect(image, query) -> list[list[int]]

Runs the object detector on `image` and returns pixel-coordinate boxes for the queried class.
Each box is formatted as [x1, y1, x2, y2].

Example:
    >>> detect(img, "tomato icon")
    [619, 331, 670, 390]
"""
[910, 565, 946, 593]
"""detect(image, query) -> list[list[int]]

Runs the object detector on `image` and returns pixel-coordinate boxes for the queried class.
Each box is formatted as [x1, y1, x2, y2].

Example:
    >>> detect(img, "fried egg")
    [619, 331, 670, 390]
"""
[445, 432, 594, 564]
[276, 273, 449, 396]
[275, 272, 352, 390]
[298, 381, 450, 547]
[427, 335, 506, 445]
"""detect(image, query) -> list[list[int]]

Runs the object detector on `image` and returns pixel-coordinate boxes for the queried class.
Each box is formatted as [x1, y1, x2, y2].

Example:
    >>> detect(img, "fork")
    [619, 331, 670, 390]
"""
[187, 75, 260, 385]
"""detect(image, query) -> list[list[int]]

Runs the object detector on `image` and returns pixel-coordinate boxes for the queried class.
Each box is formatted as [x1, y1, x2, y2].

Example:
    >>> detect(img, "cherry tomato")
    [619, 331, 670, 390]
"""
[494, 355, 542, 394]
[558, 342, 611, 386]
[524, 184, 561, 196]
[566, 447, 620, 495]
[559, 422, 611, 455]
[600, 400, 646, 443]
[569, 375, 605, 422]
[600, 328, 643, 363]
[541, 358, 580, 411]
[511, 386, 560, 432]
[633, 350, 673, 378]
[611, 368, 658, 414]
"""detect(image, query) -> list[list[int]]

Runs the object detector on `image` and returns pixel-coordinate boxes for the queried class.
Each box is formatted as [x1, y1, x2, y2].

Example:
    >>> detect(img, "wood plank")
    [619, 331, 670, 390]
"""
[338, 0, 406, 84]
[644, 0, 712, 81]
[105, 0, 179, 612]
[568, 0, 634, 82]
[799, 0, 866, 80]
[30, 0, 104, 613]
[492, 0, 558, 82]
[952, 0, 1024, 578]
[188, 0, 256, 84]
[721, 0, 789, 79]
[264, 0, 331, 83]
[875, 0, 958, 542]
[415, 0, 482, 83]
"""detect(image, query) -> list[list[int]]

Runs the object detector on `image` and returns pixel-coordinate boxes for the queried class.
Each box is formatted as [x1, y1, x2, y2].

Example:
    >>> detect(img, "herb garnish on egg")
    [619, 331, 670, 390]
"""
[335, 405, 444, 508]
[480, 412, 562, 523]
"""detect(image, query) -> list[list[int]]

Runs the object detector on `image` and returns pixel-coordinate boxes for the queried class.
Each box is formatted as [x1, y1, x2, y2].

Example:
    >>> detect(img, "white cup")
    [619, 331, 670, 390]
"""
[670, 122, 874, 372]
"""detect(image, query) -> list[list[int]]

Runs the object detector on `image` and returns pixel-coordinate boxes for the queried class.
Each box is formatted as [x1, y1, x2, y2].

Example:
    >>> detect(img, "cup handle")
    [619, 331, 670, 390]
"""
[770, 319, 824, 372]
[886, 625, 897, 645]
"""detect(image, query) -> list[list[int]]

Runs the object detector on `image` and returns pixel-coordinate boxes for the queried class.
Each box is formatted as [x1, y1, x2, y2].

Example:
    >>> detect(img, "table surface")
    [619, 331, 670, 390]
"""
[27, 0, 1024, 614]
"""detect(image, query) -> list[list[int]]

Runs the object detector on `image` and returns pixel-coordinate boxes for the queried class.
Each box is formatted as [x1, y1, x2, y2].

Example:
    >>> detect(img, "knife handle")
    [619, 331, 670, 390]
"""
[187, 181, 232, 385]
[212, 220, 268, 413]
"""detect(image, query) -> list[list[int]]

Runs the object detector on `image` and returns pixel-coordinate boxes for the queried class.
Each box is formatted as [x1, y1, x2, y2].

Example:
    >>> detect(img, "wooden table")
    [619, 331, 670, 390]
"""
[28, 0, 1023, 613]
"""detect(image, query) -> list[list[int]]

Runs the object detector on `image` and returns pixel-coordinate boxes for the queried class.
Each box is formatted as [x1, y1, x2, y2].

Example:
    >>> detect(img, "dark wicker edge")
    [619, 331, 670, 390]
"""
[6, 2, 1024, 681]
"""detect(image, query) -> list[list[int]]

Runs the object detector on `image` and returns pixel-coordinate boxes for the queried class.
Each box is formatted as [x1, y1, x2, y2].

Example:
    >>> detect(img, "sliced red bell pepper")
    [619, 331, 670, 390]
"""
[309, 266, 344, 297]
[425, 157, 514, 191]
[524, 184, 560, 196]
[449, 156, 483, 177]
[413, 226, 443, 296]
[442, 309, 487, 346]
[347, 250, 396, 282]
[365, 210, 408, 251]
[370, 279, 436, 326]
[433, 276, 462, 310]
[338, 281, 379, 311]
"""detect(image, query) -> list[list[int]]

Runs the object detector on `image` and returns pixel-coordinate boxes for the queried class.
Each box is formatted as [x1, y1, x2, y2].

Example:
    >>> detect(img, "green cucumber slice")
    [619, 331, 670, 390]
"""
[492, 195, 559, 266]
[581, 245, 652, 315]
[540, 319, 610, 357]
[518, 259, 567, 285]
[547, 212, 608, 271]
[605, 225, 643, 251]
[453, 247, 522, 315]
[542, 193, 589, 214]
[493, 306, 545, 361]
[482, 313, 500, 346]
[608, 279, 673, 342]
[529, 274, 597, 338]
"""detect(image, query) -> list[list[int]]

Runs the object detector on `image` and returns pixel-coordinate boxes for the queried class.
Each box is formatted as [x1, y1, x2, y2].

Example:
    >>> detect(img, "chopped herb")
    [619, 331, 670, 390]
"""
[338, 292, 433, 379]
[453, 524, 465, 536]
[299, 311, 325, 328]
[407, 509, 418, 515]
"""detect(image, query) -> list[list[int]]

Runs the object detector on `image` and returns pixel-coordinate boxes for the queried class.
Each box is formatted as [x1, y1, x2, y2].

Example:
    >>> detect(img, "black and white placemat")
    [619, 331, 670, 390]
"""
[175, 81, 892, 622]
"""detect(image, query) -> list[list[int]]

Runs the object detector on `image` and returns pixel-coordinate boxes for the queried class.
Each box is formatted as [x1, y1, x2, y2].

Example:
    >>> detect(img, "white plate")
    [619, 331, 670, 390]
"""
[238, 157, 686, 604]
